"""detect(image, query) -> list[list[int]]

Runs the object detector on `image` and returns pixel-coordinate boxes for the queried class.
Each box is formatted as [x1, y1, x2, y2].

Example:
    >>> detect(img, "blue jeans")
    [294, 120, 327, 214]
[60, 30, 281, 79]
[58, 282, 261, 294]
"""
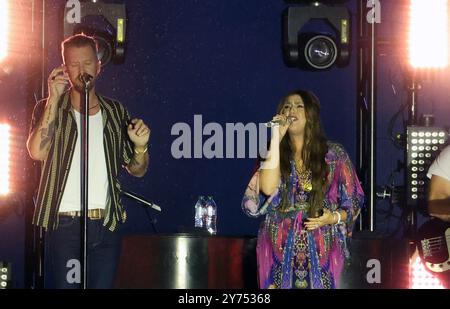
[47, 216, 121, 289]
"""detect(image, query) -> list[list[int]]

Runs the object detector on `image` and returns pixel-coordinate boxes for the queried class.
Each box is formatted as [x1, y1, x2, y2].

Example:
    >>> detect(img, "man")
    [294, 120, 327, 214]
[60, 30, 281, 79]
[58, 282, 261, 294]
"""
[426, 144, 450, 288]
[427, 145, 450, 222]
[27, 34, 150, 288]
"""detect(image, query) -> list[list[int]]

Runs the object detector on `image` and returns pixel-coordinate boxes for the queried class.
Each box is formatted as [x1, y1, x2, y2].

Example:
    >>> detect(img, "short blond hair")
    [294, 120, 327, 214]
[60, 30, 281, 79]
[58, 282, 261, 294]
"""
[61, 34, 98, 63]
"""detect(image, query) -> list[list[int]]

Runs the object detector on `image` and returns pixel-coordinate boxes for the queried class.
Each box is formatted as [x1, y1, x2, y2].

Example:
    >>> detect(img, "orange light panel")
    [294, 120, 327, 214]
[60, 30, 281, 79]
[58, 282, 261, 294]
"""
[409, 0, 449, 69]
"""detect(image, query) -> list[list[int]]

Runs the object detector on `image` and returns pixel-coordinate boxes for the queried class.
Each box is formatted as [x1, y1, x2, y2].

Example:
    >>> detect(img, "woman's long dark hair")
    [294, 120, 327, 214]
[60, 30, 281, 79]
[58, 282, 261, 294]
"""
[277, 90, 328, 217]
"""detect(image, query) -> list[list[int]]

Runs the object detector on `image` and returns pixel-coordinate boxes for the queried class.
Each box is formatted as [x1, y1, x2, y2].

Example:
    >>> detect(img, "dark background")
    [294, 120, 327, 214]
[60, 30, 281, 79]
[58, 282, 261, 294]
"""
[1, 0, 450, 288]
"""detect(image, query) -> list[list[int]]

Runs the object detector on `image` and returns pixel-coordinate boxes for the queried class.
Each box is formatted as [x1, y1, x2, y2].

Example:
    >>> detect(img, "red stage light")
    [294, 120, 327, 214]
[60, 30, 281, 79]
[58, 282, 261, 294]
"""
[411, 256, 445, 289]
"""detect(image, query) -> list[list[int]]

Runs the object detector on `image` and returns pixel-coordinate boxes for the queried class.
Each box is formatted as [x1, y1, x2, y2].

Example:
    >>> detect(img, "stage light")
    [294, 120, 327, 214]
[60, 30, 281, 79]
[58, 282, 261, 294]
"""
[408, 0, 449, 69]
[298, 33, 338, 70]
[283, 2, 351, 70]
[411, 256, 445, 289]
[64, 1, 127, 66]
[0, 261, 11, 289]
[406, 126, 448, 214]
[0, 0, 9, 62]
[0, 124, 10, 196]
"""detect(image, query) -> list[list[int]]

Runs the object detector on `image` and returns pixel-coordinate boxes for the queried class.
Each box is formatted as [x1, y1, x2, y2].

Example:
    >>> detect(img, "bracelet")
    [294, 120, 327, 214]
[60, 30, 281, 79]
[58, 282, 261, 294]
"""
[134, 146, 148, 155]
[333, 211, 341, 224]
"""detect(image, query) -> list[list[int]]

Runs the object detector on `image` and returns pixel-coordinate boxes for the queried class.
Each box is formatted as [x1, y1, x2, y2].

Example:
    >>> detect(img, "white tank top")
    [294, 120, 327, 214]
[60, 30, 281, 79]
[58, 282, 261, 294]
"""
[59, 109, 109, 212]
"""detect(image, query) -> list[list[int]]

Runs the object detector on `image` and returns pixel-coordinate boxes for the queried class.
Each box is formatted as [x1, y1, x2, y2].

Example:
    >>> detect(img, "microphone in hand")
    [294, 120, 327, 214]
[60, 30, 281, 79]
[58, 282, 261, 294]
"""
[265, 116, 297, 128]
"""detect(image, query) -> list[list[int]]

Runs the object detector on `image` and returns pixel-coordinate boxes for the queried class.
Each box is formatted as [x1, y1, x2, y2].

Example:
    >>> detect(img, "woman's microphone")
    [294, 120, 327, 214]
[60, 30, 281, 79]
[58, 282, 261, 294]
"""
[265, 116, 297, 128]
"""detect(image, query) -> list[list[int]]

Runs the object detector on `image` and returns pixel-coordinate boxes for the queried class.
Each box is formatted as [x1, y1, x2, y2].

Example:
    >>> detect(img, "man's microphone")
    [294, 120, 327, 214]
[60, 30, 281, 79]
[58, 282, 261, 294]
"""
[265, 116, 297, 128]
[79, 73, 93, 85]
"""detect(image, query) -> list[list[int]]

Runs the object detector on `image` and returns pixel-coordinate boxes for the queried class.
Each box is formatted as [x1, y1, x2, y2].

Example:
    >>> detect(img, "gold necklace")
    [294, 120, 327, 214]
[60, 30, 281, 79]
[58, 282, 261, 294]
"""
[294, 158, 312, 192]
[294, 157, 304, 174]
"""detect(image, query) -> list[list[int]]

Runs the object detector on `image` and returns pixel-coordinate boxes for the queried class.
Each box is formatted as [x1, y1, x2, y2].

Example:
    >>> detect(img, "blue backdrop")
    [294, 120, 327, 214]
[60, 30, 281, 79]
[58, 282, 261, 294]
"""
[2, 0, 450, 288]
[94, 0, 359, 236]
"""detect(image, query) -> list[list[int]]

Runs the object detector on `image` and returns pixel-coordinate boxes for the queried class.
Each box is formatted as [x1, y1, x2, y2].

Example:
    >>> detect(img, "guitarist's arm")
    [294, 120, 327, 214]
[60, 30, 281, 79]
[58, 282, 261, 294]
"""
[428, 175, 450, 222]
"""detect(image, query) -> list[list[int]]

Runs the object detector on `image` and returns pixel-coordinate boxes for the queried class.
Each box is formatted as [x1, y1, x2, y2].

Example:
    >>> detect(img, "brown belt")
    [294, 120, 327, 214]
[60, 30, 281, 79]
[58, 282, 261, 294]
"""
[59, 209, 105, 220]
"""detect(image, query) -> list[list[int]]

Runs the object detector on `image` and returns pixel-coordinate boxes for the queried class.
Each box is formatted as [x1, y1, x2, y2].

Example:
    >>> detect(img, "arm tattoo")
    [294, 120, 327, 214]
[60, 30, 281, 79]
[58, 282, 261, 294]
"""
[39, 120, 55, 151]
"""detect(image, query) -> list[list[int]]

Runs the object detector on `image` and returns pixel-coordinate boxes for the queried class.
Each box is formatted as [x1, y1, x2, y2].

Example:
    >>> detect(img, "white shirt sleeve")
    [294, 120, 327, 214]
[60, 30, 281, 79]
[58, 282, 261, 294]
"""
[427, 145, 450, 181]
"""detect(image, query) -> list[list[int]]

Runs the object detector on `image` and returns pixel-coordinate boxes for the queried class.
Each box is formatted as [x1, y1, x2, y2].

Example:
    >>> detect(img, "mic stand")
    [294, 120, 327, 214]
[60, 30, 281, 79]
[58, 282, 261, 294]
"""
[80, 76, 92, 289]
[32, 196, 45, 289]
[121, 189, 162, 212]
[121, 189, 162, 233]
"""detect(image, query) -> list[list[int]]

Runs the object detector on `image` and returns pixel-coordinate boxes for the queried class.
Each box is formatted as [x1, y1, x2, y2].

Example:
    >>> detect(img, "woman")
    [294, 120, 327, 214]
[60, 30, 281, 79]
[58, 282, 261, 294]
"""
[242, 90, 364, 289]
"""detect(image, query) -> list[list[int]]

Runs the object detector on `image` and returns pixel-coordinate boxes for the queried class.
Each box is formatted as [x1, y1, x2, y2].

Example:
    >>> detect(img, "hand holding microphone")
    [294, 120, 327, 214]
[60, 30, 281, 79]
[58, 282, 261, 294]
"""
[48, 65, 70, 100]
[266, 114, 297, 142]
[265, 115, 297, 128]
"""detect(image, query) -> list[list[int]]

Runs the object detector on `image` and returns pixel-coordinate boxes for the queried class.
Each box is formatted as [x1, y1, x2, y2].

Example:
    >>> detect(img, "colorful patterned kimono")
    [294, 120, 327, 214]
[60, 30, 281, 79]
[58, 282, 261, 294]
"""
[242, 142, 364, 289]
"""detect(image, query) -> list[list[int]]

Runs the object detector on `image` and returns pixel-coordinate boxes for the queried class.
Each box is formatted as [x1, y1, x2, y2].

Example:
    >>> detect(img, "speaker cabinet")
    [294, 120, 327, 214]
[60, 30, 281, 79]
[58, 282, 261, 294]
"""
[339, 231, 411, 289]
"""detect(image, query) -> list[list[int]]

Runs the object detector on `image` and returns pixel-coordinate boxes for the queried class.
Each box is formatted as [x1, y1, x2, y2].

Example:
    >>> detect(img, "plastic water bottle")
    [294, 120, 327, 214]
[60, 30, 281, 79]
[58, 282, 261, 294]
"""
[194, 196, 206, 228]
[205, 196, 217, 235]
